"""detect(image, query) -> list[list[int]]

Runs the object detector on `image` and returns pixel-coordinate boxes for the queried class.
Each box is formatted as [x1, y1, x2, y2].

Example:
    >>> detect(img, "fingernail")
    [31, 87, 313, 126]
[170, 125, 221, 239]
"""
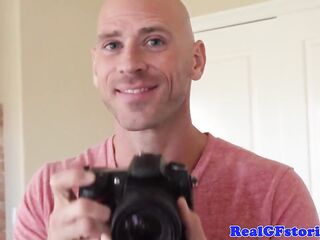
[101, 233, 111, 240]
[85, 172, 95, 182]
[105, 207, 111, 219]
[178, 197, 190, 212]
[178, 197, 187, 205]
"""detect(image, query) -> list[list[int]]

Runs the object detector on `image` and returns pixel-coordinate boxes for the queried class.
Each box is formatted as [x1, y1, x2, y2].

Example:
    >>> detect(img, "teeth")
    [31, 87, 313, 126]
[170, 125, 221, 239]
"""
[123, 88, 150, 94]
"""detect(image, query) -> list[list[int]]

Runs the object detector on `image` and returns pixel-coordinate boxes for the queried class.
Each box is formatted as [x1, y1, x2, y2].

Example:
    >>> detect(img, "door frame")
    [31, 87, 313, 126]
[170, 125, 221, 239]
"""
[191, 0, 320, 33]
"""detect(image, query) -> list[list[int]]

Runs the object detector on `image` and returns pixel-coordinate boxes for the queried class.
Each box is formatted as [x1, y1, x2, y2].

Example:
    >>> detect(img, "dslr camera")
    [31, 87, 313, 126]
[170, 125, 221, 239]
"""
[79, 153, 196, 240]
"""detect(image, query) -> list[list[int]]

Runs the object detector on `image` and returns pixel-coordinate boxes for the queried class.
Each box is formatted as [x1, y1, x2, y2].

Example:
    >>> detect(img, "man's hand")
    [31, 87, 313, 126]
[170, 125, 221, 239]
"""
[178, 197, 207, 240]
[47, 169, 111, 240]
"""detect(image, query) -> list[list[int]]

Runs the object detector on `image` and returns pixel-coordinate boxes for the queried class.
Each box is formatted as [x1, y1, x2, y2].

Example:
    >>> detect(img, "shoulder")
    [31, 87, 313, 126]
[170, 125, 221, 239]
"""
[195, 134, 319, 226]
[271, 167, 319, 226]
[37, 137, 111, 178]
[195, 134, 290, 183]
[24, 136, 112, 199]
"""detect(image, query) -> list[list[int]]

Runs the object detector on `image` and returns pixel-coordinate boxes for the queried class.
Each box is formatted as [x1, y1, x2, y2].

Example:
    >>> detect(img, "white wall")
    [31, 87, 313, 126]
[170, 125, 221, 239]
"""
[20, 0, 113, 183]
[0, 0, 24, 238]
[183, 0, 269, 17]
[1, 0, 113, 238]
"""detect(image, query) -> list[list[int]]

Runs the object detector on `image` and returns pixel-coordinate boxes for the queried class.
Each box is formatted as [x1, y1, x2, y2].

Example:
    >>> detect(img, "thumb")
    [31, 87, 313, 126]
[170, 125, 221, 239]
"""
[101, 233, 111, 240]
[177, 197, 207, 240]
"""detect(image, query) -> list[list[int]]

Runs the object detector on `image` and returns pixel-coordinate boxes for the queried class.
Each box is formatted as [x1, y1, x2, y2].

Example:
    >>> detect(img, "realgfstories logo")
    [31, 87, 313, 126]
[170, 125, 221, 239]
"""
[229, 225, 320, 238]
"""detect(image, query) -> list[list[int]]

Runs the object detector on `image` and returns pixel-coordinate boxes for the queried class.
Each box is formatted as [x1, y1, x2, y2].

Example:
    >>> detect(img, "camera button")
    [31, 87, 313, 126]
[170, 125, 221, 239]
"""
[169, 163, 185, 171]
[114, 177, 121, 185]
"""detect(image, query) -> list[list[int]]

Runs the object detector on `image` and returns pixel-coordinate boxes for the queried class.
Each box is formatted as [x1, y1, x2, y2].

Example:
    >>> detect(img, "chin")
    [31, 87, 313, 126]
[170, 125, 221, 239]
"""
[121, 123, 156, 132]
[118, 119, 160, 132]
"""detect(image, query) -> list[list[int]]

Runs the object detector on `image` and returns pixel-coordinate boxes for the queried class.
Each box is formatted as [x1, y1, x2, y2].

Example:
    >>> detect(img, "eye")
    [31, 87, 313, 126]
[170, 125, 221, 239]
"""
[146, 38, 165, 47]
[103, 41, 121, 50]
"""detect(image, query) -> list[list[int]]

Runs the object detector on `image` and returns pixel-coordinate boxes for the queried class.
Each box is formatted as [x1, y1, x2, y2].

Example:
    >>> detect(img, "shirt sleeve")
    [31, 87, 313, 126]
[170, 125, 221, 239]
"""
[13, 164, 54, 240]
[271, 168, 320, 239]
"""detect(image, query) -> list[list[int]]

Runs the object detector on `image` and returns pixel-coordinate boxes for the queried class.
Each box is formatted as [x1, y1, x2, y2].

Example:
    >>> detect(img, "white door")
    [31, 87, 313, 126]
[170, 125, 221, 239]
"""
[190, 1, 320, 213]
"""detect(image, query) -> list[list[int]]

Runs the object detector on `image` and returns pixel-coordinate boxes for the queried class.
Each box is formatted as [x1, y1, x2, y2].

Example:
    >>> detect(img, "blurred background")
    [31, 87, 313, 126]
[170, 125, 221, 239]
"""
[1, 0, 319, 239]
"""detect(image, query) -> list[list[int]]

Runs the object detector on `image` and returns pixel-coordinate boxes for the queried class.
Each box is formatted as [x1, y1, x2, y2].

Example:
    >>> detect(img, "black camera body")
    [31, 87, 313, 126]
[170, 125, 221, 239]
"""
[79, 153, 196, 240]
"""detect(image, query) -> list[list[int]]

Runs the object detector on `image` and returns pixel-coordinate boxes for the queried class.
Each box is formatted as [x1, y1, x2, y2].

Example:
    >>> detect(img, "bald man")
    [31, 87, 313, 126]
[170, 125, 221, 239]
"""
[14, 0, 319, 239]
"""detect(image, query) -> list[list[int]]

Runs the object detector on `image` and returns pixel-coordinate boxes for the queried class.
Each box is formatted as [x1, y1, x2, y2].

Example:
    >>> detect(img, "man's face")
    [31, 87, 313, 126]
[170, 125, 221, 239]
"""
[92, 0, 204, 131]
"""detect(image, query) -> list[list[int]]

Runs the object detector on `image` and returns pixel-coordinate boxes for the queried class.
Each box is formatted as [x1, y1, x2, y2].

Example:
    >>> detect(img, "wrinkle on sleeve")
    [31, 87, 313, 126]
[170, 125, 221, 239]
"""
[14, 164, 55, 240]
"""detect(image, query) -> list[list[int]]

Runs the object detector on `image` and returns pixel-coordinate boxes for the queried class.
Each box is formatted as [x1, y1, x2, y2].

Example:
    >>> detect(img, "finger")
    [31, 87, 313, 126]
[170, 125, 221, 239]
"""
[54, 198, 111, 224]
[177, 197, 191, 226]
[50, 169, 95, 208]
[50, 169, 95, 192]
[51, 217, 110, 240]
[74, 218, 110, 239]
[101, 233, 112, 240]
[177, 197, 207, 240]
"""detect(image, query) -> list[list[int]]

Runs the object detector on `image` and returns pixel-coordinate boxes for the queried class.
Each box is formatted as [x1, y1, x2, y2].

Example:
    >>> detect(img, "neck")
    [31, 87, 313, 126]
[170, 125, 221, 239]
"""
[112, 115, 207, 172]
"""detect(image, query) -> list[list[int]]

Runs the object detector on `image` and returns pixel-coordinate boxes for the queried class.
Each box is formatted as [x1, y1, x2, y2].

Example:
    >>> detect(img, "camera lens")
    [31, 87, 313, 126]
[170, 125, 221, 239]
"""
[124, 213, 162, 240]
[112, 194, 182, 240]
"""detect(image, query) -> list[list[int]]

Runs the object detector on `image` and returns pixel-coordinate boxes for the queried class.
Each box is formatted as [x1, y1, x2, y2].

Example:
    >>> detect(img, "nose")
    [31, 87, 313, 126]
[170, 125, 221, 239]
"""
[117, 44, 148, 75]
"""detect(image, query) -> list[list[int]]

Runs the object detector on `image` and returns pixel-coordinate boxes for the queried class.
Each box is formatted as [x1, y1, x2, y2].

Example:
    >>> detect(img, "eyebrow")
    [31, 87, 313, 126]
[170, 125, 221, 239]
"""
[139, 26, 172, 36]
[97, 25, 172, 41]
[97, 31, 121, 40]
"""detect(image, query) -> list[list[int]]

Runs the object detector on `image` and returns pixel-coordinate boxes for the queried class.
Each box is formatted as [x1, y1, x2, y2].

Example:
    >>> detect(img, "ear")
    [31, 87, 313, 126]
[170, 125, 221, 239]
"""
[191, 40, 206, 81]
[91, 48, 98, 87]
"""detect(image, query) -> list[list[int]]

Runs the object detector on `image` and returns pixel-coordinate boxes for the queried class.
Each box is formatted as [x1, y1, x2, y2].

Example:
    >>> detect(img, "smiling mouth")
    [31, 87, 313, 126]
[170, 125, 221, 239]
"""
[117, 86, 158, 94]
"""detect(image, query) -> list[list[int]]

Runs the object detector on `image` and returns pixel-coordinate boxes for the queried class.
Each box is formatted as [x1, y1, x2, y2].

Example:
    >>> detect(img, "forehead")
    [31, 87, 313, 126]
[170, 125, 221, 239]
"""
[97, 0, 187, 34]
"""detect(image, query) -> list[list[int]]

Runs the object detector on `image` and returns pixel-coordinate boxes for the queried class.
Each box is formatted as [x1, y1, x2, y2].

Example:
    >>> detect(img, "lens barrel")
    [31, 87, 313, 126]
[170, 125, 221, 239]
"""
[111, 194, 182, 240]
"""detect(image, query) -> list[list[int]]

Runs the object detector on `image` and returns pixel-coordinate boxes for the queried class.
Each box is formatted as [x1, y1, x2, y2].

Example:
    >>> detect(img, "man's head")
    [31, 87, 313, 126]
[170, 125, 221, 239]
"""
[92, 0, 206, 131]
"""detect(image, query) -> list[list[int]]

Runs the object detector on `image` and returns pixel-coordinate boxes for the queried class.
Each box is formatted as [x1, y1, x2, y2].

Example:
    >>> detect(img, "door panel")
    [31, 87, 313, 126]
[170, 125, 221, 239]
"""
[191, 54, 253, 149]
[305, 38, 320, 214]
[191, 7, 320, 212]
